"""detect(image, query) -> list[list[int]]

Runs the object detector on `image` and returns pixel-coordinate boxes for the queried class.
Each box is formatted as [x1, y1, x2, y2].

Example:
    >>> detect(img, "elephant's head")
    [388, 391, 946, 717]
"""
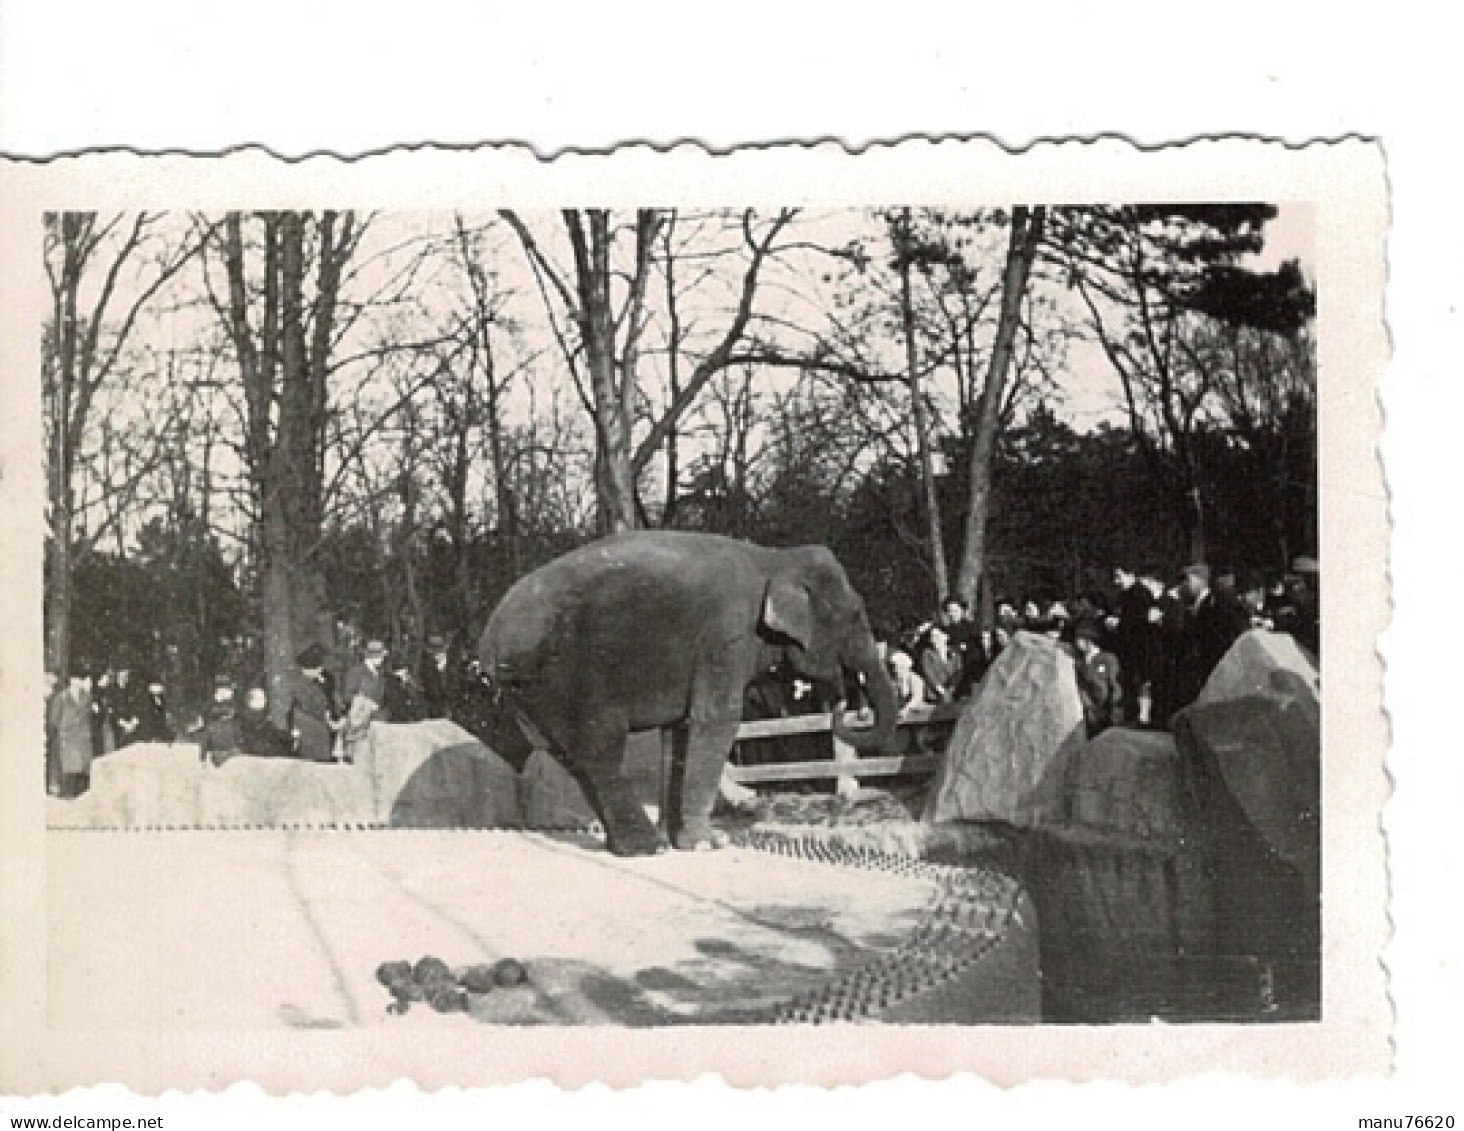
[760, 548, 901, 754]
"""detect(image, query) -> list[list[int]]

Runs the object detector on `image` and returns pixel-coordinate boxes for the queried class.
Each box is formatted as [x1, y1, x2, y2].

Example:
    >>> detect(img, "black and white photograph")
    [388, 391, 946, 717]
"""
[0, 140, 1389, 1090]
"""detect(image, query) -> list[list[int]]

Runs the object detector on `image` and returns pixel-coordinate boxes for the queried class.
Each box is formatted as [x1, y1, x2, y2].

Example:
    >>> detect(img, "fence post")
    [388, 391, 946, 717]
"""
[831, 728, 859, 800]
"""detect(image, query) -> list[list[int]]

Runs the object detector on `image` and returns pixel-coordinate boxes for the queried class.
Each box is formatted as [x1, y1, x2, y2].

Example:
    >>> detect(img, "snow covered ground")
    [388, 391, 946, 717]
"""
[44, 829, 954, 1030]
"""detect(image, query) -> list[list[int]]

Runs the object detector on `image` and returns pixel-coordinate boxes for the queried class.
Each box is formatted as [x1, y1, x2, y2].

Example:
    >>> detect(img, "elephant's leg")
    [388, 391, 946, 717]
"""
[571, 716, 665, 857]
[672, 719, 740, 851]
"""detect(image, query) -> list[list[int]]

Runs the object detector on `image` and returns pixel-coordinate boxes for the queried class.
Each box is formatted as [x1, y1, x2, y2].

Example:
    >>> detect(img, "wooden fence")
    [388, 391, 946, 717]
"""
[728, 702, 964, 798]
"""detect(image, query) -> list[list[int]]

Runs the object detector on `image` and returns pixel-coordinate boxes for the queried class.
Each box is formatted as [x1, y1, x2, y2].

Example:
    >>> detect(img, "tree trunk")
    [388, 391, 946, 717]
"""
[955, 206, 1046, 606]
[566, 210, 640, 533]
[661, 218, 683, 527]
[222, 211, 352, 726]
[260, 501, 297, 726]
[898, 209, 949, 602]
[45, 507, 71, 677]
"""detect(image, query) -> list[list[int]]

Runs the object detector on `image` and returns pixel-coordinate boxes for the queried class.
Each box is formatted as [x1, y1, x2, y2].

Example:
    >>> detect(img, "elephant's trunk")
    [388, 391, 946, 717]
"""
[832, 633, 901, 754]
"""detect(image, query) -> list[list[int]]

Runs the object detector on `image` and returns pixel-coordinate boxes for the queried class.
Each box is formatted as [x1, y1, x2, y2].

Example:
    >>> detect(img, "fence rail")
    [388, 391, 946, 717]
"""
[729, 702, 963, 797]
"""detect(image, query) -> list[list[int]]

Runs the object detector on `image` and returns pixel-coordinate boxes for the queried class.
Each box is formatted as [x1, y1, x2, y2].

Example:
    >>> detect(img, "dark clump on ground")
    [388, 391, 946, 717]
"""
[378, 955, 531, 1015]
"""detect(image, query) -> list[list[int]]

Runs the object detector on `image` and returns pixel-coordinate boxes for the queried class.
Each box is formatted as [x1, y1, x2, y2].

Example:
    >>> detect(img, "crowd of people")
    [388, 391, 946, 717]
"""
[44, 632, 487, 798]
[47, 556, 1319, 798]
[750, 558, 1320, 740]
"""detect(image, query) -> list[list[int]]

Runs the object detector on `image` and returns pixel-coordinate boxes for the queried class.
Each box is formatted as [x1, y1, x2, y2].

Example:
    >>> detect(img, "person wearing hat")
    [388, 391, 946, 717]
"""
[1174, 563, 1251, 710]
[1042, 601, 1073, 647]
[103, 659, 145, 750]
[340, 639, 388, 761]
[49, 663, 96, 798]
[132, 672, 176, 744]
[1073, 618, 1123, 736]
[201, 674, 244, 766]
[383, 652, 425, 723]
[288, 644, 342, 762]
[1107, 566, 1154, 712]
[418, 633, 456, 720]
[1288, 556, 1321, 657]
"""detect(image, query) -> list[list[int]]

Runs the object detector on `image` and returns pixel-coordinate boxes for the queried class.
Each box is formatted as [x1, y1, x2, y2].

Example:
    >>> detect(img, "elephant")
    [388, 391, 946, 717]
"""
[479, 530, 900, 856]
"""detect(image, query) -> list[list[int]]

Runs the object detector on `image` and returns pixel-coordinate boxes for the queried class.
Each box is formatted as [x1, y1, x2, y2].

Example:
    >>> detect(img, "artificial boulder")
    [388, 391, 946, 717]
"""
[1173, 629, 1321, 887]
[923, 631, 1086, 828]
[361, 720, 522, 828]
[1171, 629, 1322, 1013]
[198, 755, 375, 827]
[57, 722, 525, 830]
[82, 743, 206, 827]
[1065, 727, 1185, 843]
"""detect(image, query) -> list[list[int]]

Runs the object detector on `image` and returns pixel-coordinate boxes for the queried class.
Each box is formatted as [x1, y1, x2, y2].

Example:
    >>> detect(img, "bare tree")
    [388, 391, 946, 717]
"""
[891, 208, 951, 599]
[43, 212, 202, 677]
[954, 205, 1048, 605]
[1186, 317, 1317, 565]
[499, 208, 798, 532]
[204, 211, 363, 722]
[1050, 204, 1281, 562]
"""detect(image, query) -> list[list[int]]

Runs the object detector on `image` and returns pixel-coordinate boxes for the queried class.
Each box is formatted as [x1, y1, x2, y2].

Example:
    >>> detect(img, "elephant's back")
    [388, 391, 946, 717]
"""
[479, 531, 761, 679]
[480, 567, 561, 679]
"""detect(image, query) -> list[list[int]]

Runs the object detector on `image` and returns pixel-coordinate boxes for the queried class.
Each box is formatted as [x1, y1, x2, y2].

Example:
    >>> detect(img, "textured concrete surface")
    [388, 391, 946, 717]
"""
[1066, 728, 1184, 843]
[923, 632, 1086, 828]
[44, 828, 1034, 1029]
[52, 723, 529, 831]
[1176, 629, 1321, 882]
[364, 721, 522, 828]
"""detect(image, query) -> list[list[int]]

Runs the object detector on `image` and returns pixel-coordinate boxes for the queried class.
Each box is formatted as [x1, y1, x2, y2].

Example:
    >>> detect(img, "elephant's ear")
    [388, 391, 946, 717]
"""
[762, 578, 814, 648]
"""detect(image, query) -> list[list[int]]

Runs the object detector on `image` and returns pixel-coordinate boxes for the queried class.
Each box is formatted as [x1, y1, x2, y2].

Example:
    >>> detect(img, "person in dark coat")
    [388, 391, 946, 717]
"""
[342, 640, 388, 711]
[1073, 619, 1124, 736]
[108, 663, 145, 749]
[1289, 557, 1321, 658]
[91, 665, 118, 757]
[965, 627, 1001, 689]
[288, 644, 342, 762]
[340, 639, 388, 760]
[1107, 567, 1154, 716]
[743, 659, 791, 721]
[938, 596, 988, 697]
[201, 675, 244, 766]
[382, 654, 425, 723]
[916, 625, 963, 704]
[239, 686, 292, 757]
[132, 674, 176, 744]
[50, 666, 95, 798]
[995, 598, 1023, 640]
[1173, 564, 1251, 710]
[418, 635, 457, 719]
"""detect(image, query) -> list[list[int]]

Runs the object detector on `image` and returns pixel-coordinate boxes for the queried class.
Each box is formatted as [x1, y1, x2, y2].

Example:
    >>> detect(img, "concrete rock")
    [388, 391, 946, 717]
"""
[64, 723, 525, 830]
[923, 631, 1087, 828]
[199, 756, 375, 827]
[1066, 728, 1185, 844]
[1197, 628, 1320, 709]
[1174, 629, 1321, 885]
[361, 721, 521, 828]
[85, 743, 206, 826]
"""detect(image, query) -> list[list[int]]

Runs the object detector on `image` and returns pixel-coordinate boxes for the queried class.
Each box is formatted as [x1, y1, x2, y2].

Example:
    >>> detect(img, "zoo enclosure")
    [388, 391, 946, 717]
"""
[728, 703, 964, 797]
